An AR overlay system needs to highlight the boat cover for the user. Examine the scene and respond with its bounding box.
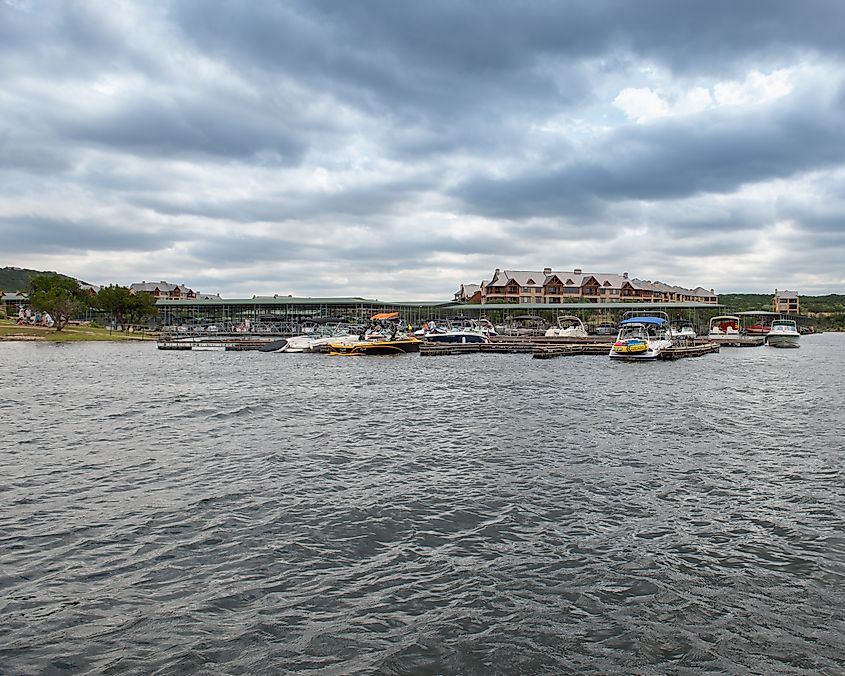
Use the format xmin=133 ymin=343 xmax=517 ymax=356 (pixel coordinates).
xmin=620 ymin=317 xmax=668 ymax=325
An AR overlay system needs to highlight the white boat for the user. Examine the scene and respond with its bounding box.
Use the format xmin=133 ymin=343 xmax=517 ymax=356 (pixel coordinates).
xmin=277 ymin=321 xmax=361 ymax=353
xmin=422 ymin=317 xmax=490 ymax=344
xmin=708 ymin=315 xmax=742 ymax=340
xmin=545 ymin=315 xmax=588 ymax=338
xmin=609 ymin=315 xmax=673 ymax=360
xmin=670 ymin=319 xmax=697 ymax=342
xmin=766 ymin=319 xmax=800 ymax=348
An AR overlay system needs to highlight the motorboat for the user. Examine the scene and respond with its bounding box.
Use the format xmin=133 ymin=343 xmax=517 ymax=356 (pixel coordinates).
xmin=745 ymin=323 xmax=771 ymax=336
xmin=422 ymin=317 xmax=490 ymax=344
xmin=670 ymin=319 xmax=697 ymax=343
xmin=476 ymin=318 xmax=498 ymax=338
xmin=280 ymin=323 xmax=360 ymax=353
xmin=708 ymin=315 xmax=742 ymax=340
xmin=496 ymin=315 xmax=548 ymax=337
xmin=327 ymin=312 xmax=421 ymax=355
xmin=545 ymin=314 xmax=588 ymax=338
xmin=609 ymin=315 xmax=673 ymax=360
xmin=766 ymin=319 xmax=800 ymax=348
xmin=327 ymin=337 xmax=421 ymax=355
xmin=592 ymin=321 xmax=618 ymax=336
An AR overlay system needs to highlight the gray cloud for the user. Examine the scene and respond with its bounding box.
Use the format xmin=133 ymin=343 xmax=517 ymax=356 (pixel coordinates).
xmin=2 ymin=0 xmax=845 ymax=296
xmin=453 ymin=89 xmax=845 ymax=218
xmin=0 ymin=215 xmax=174 ymax=254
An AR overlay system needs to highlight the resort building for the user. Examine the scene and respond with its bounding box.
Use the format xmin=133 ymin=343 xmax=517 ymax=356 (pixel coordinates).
xmin=459 ymin=268 xmax=718 ymax=305
xmin=1 ymin=291 xmax=29 ymax=315
xmin=773 ymin=289 xmax=800 ymax=314
xmin=453 ymin=284 xmax=482 ymax=303
xmin=130 ymin=281 xmax=198 ymax=301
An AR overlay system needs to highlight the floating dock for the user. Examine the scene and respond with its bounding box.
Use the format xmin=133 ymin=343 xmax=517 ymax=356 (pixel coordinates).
xmin=708 ymin=336 xmax=766 ymax=347
xmin=419 ymin=338 xmax=720 ymax=360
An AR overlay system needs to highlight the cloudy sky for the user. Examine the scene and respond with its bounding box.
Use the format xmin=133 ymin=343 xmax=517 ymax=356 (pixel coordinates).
xmin=2 ymin=0 xmax=845 ymax=299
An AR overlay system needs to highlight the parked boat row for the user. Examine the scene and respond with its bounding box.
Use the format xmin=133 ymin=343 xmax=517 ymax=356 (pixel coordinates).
xmin=708 ymin=315 xmax=800 ymax=348
xmin=158 ymin=310 xmax=802 ymax=354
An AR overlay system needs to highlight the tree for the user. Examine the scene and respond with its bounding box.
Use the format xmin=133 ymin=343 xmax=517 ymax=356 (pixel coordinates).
xmin=94 ymin=285 xmax=158 ymax=328
xmin=29 ymin=274 xmax=88 ymax=331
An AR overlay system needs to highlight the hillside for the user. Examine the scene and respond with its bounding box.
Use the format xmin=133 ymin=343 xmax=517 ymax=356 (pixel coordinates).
xmin=720 ymin=293 xmax=845 ymax=314
xmin=0 ymin=267 xmax=80 ymax=292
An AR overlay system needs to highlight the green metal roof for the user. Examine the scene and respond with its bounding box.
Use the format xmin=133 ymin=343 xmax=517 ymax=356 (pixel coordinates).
xmin=156 ymin=296 xmax=455 ymax=307
xmin=156 ymin=297 xmax=722 ymax=310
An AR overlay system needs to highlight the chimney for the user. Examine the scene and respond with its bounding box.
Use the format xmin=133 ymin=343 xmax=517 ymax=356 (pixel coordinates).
xmin=543 ymin=267 xmax=552 ymax=276
xmin=574 ymin=268 xmax=582 ymax=275
xmin=623 ymin=272 xmax=628 ymax=279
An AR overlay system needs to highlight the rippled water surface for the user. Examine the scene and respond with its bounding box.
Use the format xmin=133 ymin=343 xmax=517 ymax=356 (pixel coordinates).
xmin=2 ymin=335 xmax=844 ymax=674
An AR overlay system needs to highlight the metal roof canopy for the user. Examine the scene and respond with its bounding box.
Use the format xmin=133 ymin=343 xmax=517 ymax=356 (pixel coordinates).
xmin=450 ymin=302 xmax=723 ymax=310
xmin=156 ymin=297 xmax=453 ymax=307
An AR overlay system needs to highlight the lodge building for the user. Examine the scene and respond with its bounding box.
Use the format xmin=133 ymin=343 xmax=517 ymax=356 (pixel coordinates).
xmin=773 ymin=289 xmax=800 ymax=314
xmin=456 ymin=268 xmax=718 ymax=305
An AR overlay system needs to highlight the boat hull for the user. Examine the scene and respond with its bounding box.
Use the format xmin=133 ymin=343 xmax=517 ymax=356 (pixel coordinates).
xmin=327 ymin=339 xmax=421 ymax=355
xmin=767 ymin=334 xmax=800 ymax=348
xmin=424 ymin=333 xmax=488 ymax=344
xmin=609 ymin=338 xmax=671 ymax=360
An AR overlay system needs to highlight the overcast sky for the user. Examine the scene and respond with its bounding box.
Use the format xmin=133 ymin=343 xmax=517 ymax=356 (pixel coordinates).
xmin=2 ymin=0 xmax=845 ymax=299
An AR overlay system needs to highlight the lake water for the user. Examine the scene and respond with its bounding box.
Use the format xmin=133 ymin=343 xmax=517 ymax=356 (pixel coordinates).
xmin=1 ymin=335 xmax=843 ymax=674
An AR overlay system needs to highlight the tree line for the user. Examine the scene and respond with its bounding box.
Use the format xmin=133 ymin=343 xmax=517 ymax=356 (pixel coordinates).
xmin=26 ymin=275 xmax=158 ymax=331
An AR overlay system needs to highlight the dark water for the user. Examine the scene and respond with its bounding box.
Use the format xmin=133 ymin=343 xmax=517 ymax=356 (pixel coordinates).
xmin=1 ymin=335 xmax=844 ymax=674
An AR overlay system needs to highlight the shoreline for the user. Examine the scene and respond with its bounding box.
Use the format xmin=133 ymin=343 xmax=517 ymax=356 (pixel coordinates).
xmin=0 ymin=320 xmax=157 ymax=342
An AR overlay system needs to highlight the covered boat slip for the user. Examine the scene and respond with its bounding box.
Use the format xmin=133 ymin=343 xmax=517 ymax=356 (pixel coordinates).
xmin=156 ymin=297 xmax=724 ymax=336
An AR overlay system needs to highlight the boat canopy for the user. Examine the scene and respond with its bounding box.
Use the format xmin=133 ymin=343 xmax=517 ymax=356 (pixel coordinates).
xmin=371 ymin=311 xmax=400 ymax=320
xmin=619 ymin=316 xmax=668 ymax=325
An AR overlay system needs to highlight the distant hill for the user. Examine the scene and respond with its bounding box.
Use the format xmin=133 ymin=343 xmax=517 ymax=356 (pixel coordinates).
xmin=717 ymin=293 xmax=774 ymax=311
xmin=0 ymin=267 xmax=81 ymax=292
xmin=720 ymin=292 xmax=845 ymax=313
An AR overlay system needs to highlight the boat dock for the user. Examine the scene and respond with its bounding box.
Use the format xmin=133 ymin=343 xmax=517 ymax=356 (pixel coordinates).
xmin=419 ymin=338 xmax=720 ymax=359
xmin=708 ymin=336 xmax=766 ymax=347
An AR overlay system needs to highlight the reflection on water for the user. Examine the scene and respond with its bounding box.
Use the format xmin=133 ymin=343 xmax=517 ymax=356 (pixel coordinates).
xmin=1 ymin=335 xmax=843 ymax=673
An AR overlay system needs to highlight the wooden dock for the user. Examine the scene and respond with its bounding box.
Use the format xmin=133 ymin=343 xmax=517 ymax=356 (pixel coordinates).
xmin=419 ymin=341 xmax=534 ymax=356
xmin=658 ymin=341 xmax=720 ymax=359
xmin=708 ymin=336 xmax=766 ymax=347
xmin=532 ymin=344 xmax=613 ymax=359
xmin=420 ymin=337 xmax=721 ymax=360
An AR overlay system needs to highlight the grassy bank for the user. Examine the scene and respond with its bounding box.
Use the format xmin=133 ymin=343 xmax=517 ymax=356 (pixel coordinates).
xmin=0 ymin=319 xmax=156 ymax=342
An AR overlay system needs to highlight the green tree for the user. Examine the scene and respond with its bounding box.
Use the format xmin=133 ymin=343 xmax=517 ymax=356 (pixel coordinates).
xmin=94 ymin=285 xmax=158 ymax=328
xmin=28 ymin=274 xmax=88 ymax=331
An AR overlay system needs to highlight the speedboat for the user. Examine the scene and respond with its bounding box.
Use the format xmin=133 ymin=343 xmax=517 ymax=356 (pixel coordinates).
xmin=327 ymin=337 xmax=421 ymax=355
xmin=708 ymin=315 xmax=741 ymax=340
xmin=280 ymin=324 xmax=360 ymax=352
xmin=592 ymin=321 xmax=618 ymax=336
xmin=670 ymin=319 xmax=697 ymax=343
xmin=609 ymin=316 xmax=673 ymax=360
xmin=746 ymin=323 xmax=771 ymax=336
xmin=766 ymin=319 xmax=800 ymax=348
xmin=545 ymin=315 xmax=588 ymax=338
xmin=422 ymin=317 xmax=490 ymax=344
xmin=327 ymin=312 xmax=421 ymax=355
xmin=498 ymin=315 xmax=548 ymax=337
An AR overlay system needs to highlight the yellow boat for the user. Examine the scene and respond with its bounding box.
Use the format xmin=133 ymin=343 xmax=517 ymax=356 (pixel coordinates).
xmin=612 ymin=339 xmax=649 ymax=354
xmin=327 ymin=312 xmax=421 ymax=355
xmin=327 ymin=338 xmax=421 ymax=355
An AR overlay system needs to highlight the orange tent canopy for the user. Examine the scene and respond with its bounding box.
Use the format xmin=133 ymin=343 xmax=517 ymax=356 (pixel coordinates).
xmin=370 ymin=311 xmax=400 ymax=320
